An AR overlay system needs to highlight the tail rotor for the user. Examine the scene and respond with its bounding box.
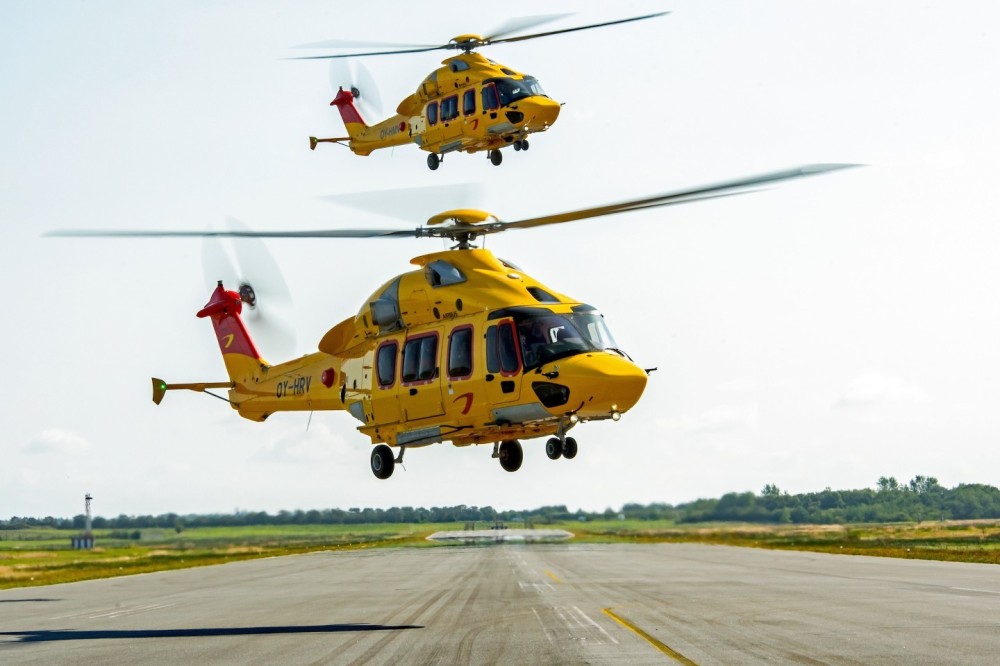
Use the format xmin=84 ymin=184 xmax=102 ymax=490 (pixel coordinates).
xmin=201 ymin=218 xmax=297 ymax=359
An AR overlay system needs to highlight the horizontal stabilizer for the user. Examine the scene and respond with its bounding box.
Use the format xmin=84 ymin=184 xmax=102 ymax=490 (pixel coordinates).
xmin=152 ymin=377 xmax=233 ymax=405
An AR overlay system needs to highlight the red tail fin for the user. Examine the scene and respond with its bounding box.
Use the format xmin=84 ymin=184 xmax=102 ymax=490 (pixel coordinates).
xmin=331 ymin=88 xmax=367 ymax=130
xmin=197 ymin=282 xmax=263 ymax=363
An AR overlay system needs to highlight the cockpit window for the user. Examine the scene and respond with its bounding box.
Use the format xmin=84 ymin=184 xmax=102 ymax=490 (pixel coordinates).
xmin=512 ymin=309 xmax=622 ymax=369
xmin=491 ymin=77 xmax=546 ymax=105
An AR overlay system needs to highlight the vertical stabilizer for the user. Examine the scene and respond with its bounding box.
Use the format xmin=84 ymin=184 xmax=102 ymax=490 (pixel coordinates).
xmin=330 ymin=87 xmax=368 ymax=138
xmin=196 ymin=282 xmax=268 ymax=382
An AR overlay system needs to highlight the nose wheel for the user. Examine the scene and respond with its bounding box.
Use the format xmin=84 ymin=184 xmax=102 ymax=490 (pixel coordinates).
xmin=546 ymin=436 xmax=578 ymax=461
xmin=513 ymin=139 xmax=530 ymax=151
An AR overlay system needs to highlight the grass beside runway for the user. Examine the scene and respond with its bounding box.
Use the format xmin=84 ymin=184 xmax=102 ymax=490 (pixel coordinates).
xmin=3 ymin=519 xmax=999 ymax=589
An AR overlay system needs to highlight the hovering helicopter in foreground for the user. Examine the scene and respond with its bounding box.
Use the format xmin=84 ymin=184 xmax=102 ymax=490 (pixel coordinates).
xmin=48 ymin=164 xmax=854 ymax=479
xmin=302 ymin=12 xmax=667 ymax=170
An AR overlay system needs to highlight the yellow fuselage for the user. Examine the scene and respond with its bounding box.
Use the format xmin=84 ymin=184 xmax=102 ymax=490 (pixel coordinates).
xmin=220 ymin=248 xmax=646 ymax=450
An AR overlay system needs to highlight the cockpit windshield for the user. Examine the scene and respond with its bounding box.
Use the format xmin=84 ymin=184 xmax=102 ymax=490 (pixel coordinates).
xmin=492 ymin=76 xmax=546 ymax=105
xmin=514 ymin=310 xmax=620 ymax=370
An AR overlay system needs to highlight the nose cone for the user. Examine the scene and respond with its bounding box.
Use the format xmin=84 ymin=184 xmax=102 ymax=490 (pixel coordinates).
xmin=523 ymin=96 xmax=561 ymax=132
xmin=534 ymin=352 xmax=647 ymax=418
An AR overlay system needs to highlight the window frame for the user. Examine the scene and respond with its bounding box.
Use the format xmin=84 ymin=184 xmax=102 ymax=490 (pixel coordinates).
xmin=401 ymin=332 xmax=440 ymax=386
xmin=441 ymin=95 xmax=459 ymax=122
xmin=375 ymin=340 xmax=398 ymax=389
xmin=481 ymin=83 xmax=499 ymax=111
xmin=486 ymin=320 xmax=521 ymax=377
xmin=447 ymin=325 xmax=474 ymax=381
xmin=462 ymin=89 xmax=476 ymax=116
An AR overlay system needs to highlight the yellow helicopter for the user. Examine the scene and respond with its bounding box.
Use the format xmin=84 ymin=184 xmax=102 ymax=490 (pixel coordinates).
xmin=301 ymin=12 xmax=667 ymax=170
xmin=49 ymin=164 xmax=853 ymax=479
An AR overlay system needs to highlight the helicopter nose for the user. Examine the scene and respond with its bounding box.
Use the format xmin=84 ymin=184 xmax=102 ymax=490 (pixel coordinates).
xmin=522 ymin=96 xmax=561 ymax=131
xmin=531 ymin=352 xmax=647 ymax=419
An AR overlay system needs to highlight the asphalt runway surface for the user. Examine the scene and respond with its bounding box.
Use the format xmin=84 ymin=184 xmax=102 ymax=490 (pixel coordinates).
xmin=2 ymin=543 xmax=999 ymax=664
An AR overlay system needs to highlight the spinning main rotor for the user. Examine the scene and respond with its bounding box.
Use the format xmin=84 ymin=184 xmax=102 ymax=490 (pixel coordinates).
xmin=47 ymin=164 xmax=857 ymax=250
xmin=292 ymin=12 xmax=669 ymax=60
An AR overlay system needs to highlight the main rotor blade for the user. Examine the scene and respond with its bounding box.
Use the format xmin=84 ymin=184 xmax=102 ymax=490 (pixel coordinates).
xmin=46 ymin=228 xmax=419 ymax=239
xmin=289 ymin=45 xmax=446 ymax=60
xmin=484 ymin=14 xmax=574 ymax=41
xmin=488 ymin=12 xmax=669 ymax=46
xmin=497 ymin=164 xmax=859 ymax=232
xmin=294 ymin=38 xmax=438 ymax=50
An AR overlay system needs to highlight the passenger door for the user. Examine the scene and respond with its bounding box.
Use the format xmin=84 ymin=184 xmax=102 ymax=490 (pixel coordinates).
xmin=484 ymin=319 xmax=522 ymax=405
xmin=400 ymin=329 xmax=444 ymax=421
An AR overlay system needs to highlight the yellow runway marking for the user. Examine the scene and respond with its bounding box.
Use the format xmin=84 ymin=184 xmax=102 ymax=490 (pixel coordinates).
xmin=543 ymin=570 xmax=562 ymax=584
xmin=603 ymin=608 xmax=698 ymax=665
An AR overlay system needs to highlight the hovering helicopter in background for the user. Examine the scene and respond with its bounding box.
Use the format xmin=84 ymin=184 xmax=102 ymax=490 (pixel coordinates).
xmin=49 ymin=164 xmax=854 ymax=480
xmin=301 ymin=12 xmax=667 ymax=170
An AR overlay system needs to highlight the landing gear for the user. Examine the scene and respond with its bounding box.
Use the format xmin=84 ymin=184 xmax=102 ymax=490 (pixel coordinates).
xmin=489 ymin=149 xmax=503 ymax=166
xmin=545 ymin=437 xmax=562 ymax=460
xmin=512 ymin=139 xmax=530 ymax=152
xmin=562 ymin=436 xmax=578 ymax=460
xmin=427 ymin=153 xmax=440 ymax=170
xmin=497 ymin=439 xmax=523 ymax=472
xmin=371 ymin=444 xmax=394 ymax=479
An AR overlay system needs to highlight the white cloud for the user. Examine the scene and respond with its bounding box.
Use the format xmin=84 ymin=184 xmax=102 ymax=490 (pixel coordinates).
xmin=835 ymin=372 xmax=929 ymax=408
xmin=658 ymin=404 xmax=759 ymax=433
xmin=21 ymin=428 xmax=91 ymax=455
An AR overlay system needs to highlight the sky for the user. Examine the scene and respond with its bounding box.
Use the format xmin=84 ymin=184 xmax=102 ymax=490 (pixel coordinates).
xmin=3 ymin=0 xmax=1000 ymax=518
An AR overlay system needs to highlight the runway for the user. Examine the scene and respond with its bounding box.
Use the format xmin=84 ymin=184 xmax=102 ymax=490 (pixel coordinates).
xmin=2 ymin=543 xmax=999 ymax=664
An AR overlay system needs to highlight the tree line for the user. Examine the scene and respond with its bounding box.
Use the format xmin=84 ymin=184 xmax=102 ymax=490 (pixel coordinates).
xmin=3 ymin=476 xmax=999 ymax=530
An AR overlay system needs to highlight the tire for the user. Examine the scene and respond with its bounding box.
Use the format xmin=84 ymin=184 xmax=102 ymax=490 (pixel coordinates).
xmin=545 ymin=437 xmax=562 ymax=460
xmin=513 ymin=140 xmax=522 ymax=151
xmin=427 ymin=153 xmax=440 ymax=170
xmin=498 ymin=439 xmax=523 ymax=472
xmin=562 ymin=436 xmax=578 ymax=460
xmin=371 ymin=444 xmax=395 ymax=479
xmin=490 ymin=150 xmax=503 ymax=166
xmin=521 ymin=139 xmax=530 ymax=151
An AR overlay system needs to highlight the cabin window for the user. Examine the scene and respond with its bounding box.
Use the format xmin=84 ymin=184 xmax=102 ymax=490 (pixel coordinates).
xmin=448 ymin=326 xmax=473 ymax=380
xmin=427 ymin=101 xmax=439 ymax=125
xmin=450 ymin=60 xmax=471 ymax=72
xmin=481 ymin=83 xmax=499 ymax=111
xmin=402 ymin=333 xmax=438 ymax=384
xmin=441 ymin=95 xmax=459 ymax=121
xmin=498 ymin=321 xmax=520 ymax=374
xmin=376 ymin=341 xmax=398 ymax=388
xmin=485 ymin=326 xmax=499 ymax=373
xmin=463 ymin=89 xmax=476 ymax=115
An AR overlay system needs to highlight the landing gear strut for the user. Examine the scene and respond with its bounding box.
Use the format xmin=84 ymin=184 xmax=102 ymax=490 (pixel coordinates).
xmin=496 ymin=439 xmax=523 ymax=472
xmin=371 ymin=444 xmax=394 ymax=479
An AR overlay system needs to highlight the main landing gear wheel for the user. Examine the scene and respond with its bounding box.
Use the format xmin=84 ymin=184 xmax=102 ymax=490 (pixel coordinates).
xmin=427 ymin=153 xmax=440 ymax=170
xmin=371 ymin=444 xmax=395 ymax=479
xmin=545 ymin=437 xmax=562 ymax=460
xmin=498 ymin=439 xmax=523 ymax=472
xmin=489 ymin=149 xmax=503 ymax=166
xmin=562 ymin=436 xmax=578 ymax=460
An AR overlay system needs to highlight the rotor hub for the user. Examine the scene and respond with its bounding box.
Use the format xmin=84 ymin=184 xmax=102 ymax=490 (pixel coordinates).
xmin=238 ymin=282 xmax=257 ymax=308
